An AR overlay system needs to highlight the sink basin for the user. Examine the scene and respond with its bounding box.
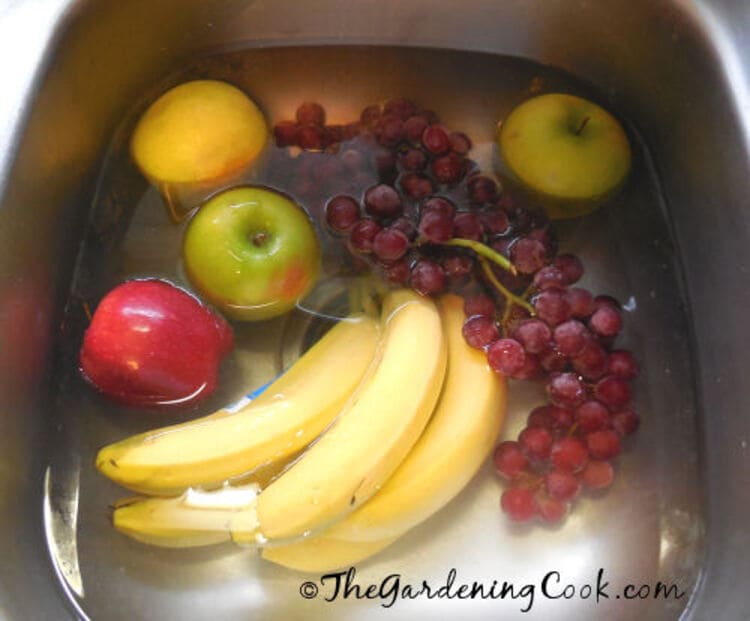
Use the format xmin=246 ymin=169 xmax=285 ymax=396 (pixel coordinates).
xmin=1 ymin=1 xmax=749 ymax=619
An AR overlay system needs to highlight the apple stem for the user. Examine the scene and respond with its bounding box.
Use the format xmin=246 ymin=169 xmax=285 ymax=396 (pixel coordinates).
xmin=478 ymin=258 xmax=535 ymax=316
xmin=575 ymin=116 xmax=591 ymax=136
xmin=83 ymin=301 xmax=92 ymax=322
xmin=251 ymin=231 xmax=269 ymax=247
xmin=441 ymin=238 xmax=517 ymax=275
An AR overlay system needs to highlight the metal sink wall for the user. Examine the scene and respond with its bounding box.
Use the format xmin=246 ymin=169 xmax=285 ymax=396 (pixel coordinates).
xmin=1 ymin=1 xmax=749 ymax=619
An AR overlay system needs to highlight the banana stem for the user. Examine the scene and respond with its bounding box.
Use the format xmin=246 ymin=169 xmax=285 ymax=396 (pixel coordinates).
xmin=443 ymin=238 xmax=517 ymax=275
xmin=479 ymin=258 xmax=535 ymax=325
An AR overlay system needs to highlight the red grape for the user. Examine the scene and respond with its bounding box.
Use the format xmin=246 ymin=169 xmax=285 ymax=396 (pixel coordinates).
xmin=419 ymin=209 xmax=454 ymax=243
xmin=399 ymin=148 xmax=427 ymax=171
xmin=376 ymin=115 xmax=404 ymax=147
xmin=553 ymin=254 xmax=584 ymax=284
xmin=390 ymin=216 xmax=417 ymax=240
xmin=431 ymin=152 xmax=466 ymax=185
xmin=404 ymin=115 xmax=429 ymax=143
xmin=297 ymin=125 xmax=325 ymax=150
xmin=410 ymin=260 xmax=446 ymax=295
xmin=493 ymin=441 xmax=529 ymax=480
xmin=594 ymin=376 xmax=632 ymax=409
xmin=589 ymin=305 xmax=622 ymax=338
xmin=519 ymin=426 xmax=554 ymax=460
xmin=501 ymin=487 xmax=538 ymax=522
xmin=611 ymin=409 xmax=640 ymax=436
xmin=372 ymin=228 xmax=409 ymax=261
xmin=533 ymin=265 xmax=567 ymax=291
xmin=467 ymin=175 xmax=498 ymax=204
xmin=547 ymin=372 xmax=586 ymax=408
xmin=422 ymin=196 xmax=455 ymax=218
xmin=382 ymin=259 xmax=411 ymax=285
xmin=325 ymin=195 xmax=360 ymax=233
xmin=594 ymin=294 xmax=621 ymax=312
xmin=364 ymin=184 xmax=402 ymax=219
xmin=527 ymin=405 xmax=553 ymax=429
xmin=421 ymin=124 xmax=450 ymax=155
xmin=511 ymin=238 xmax=547 ymax=274
xmin=572 ymin=340 xmax=609 ymax=380
xmin=296 ymin=101 xmax=326 ymax=126
xmin=585 ymin=429 xmax=621 ymax=460
xmin=575 ymin=400 xmax=611 ymax=433
xmin=480 ymin=210 xmax=510 ymax=236
xmin=547 ymin=405 xmax=575 ymax=432
xmin=513 ymin=319 xmax=552 ymax=354
xmin=464 ymin=294 xmax=496 ymax=319
xmin=487 ymin=338 xmax=526 ymax=376
xmin=453 ymin=212 xmax=484 ymax=241
xmin=533 ymin=289 xmax=571 ymax=326
xmin=550 ymin=437 xmax=589 ymax=472
xmin=566 ymin=287 xmax=596 ymax=318
xmin=384 ymin=97 xmax=418 ymax=120
xmin=462 ymin=316 xmax=500 ymax=349
xmin=582 ymin=460 xmax=614 ymax=489
xmin=545 ymin=469 xmax=581 ymax=501
xmin=553 ymin=320 xmax=590 ymax=356
xmin=400 ymin=173 xmax=435 ymax=200
xmin=449 ymin=131 xmax=472 ymax=155
xmin=348 ymin=218 xmax=381 ymax=253
xmin=537 ymin=495 xmax=568 ymax=524
xmin=606 ymin=349 xmax=639 ymax=379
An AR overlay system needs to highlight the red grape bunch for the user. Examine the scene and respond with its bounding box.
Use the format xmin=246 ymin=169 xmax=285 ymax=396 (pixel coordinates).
xmin=272 ymin=98 xmax=640 ymax=527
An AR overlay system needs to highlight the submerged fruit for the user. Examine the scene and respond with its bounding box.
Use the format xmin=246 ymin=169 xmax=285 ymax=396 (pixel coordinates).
xmin=131 ymin=80 xmax=268 ymax=185
xmin=80 ymin=279 xmax=233 ymax=409
xmin=183 ymin=186 xmax=321 ymax=321
xmin=498 ymin=93 xmax=631 ymax=219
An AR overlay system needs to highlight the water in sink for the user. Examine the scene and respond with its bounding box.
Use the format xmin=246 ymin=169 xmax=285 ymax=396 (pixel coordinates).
xmin=46 ymin=45 xmax=702 ymax=621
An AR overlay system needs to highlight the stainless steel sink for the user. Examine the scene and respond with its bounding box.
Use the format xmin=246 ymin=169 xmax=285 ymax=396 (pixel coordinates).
xmin=1 ymin=1 xmax=749 ymax=620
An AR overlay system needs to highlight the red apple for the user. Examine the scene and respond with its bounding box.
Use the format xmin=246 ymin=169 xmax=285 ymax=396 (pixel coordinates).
xmin=79 ymin=279 xmax=233 ymax=408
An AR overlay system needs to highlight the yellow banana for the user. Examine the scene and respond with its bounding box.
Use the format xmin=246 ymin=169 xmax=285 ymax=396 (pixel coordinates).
xmin=249 ymin=288 xmax=447 ymax=542
xmin=261 ymin=293 xmax=506 ymax=571
xmin=113 ymin=485 xmax=261 ymax=548
xmin=261 ymin=535 xmax=395 ymax=573
xmin=97 ymin=313 xmax=380 ymax=495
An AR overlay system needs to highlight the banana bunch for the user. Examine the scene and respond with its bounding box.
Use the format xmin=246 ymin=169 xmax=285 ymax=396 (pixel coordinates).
xmin=102 ymin=290 xmax=507 ymax=572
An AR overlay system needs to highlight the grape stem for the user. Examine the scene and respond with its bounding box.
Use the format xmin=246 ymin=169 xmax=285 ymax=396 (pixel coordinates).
xmin=442 ymin=238 xmax=517 ymax=275
xmin=479 ymin=257 xmax=535 ymax=317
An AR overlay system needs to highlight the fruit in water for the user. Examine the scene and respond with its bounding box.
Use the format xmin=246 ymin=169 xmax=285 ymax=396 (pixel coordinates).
xmin=498 ymin=93 xmax=632 ymax=219
xmin=109 ymin=293 xmax=501 ymax=563
xmin=113 ymin=485 xmax=262 ymax=548
xmin=131 ymin=80 xmax=268 ymax=220
xmin=250 ymin=289 xmax=447 ymax=542
xmin=312 ymin=294 xmax=506 ymax=543
xmin=131 ymin=80 xmax=267 ymax=185
xmin=183 ymin=186 xmax=321 ymax=321
xmin=108 ymin=95 xmax=641 ymax=542
xmin=80 ymin=279 xmax=232 ymax=409
xmin=97 ymin=314 xmax=380 ymax=495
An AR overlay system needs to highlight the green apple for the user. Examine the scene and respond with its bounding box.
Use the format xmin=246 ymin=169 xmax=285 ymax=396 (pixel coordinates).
xmin=183 ymin=186 xmax=321 ymax=321
xmin=498 ymin=93 xmax=632 ymax=219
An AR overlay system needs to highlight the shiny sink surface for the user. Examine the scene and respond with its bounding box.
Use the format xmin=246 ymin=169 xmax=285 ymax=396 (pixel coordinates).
xmin=1 ymin=2 xmax=749 ymax=620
